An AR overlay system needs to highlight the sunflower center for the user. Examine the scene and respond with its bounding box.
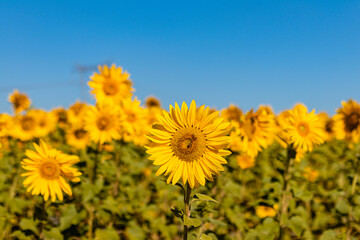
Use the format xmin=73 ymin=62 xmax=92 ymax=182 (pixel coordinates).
xmin=228 ymin=107 xmax=242 ymax=121
xmin=244 ymin=116 xmax=257 ymax=139
xmin=297 ymin=122 xmax=310 ymax=137
xmin=127 ymin=112 xmax=136 ymax=123
xmin=14 ymin=95 xmax=27 ymax=109
xmin=21 ymin=116 xmax=35 ymax=131
xmin=345 ymin=112 xmax=360 ymax=132
xmin=97 ymin=116 xmax=112 ymax=131
xmin=40 ymin=160 xmax=60 ymax=179
xmin=325 ymin=119 xmax=334 ymax=134
xmin=74 ymin=129 xmax=87 ymax=139
xmin=171 ymin=127 xmax=206 ymax=161
xmin=103 ymin=81 xmax=118 ymax=96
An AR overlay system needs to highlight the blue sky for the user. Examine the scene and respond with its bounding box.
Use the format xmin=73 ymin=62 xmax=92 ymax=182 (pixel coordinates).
xmin=0 ymin=1 xmax=359 ymax=114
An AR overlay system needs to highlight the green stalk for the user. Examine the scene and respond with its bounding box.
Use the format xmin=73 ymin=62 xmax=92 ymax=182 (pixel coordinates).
xmin=279 ymin=146 xmax=295 ymax=240
xmin=183 ymin=183 xmax=191 ymax=240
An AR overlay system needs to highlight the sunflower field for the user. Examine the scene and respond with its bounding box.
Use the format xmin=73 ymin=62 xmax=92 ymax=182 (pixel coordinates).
xmin=1 ymin=64 xmax=360 ymax=240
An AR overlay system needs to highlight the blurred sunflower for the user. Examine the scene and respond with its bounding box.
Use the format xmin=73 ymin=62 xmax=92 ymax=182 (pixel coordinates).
xmin=286 ymin=104 xmax=325 ymax=152
xmin=145 ymin=96 xmax=161 ymax=109
xmin=231 ymin=107 xmax=276 ymax=157
xmin=21 ymin=140 xmax=81 ymax=202
xmin=0 ymin=113 xmax=13 ymax=137
xmin=146 ymin=100 xmax=231 ymax=188
xmin=31 ymin=109 xmax=57 ymax=138
xmin=11 ymin=113 xmax=38 ymax=141
xmin=85 ymin=103 xmax=122 ymax=144
xmin=145 ymin=96 xmax=162 ymax=125
xmin=8 ymin=89 xmax=31 ymax=114
xmin=121 ymin=97 xmax=149 ymax=142
xmin=221 ymin=104 xmax=243 ymax=130
xmin=89 ymin=64 xmax=134 ymax=104
xmin=52 ymin=107 xmax=69 ymax=128
xmin=236 ymin=153 xmax=255 ymax=169
xmin=333 ymin=99 xmax=360 ymax=143
xmin=66 ymin=126 xmax=90 ymax=149
xmin=68 ymin=101 xmax=88 ymax=126
xmin=318 ymin=112 xmax=335 ymax=141
xmin=303 ymin=167 xmax=319 ymax=182
xmin=256 ymin=205 xmax=277 ymax=218
xmin=275 ymin=109 xmax=293 ymax=148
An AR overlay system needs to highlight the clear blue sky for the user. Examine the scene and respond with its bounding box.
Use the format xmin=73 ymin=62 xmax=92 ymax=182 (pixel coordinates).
xmin=1 ymin=0 xmax=359 ymax=114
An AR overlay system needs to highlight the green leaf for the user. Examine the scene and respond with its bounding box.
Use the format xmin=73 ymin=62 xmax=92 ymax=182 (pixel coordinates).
xmin=289 ymin=216 xmax=305 ymax=237
xmin=319 ymin=230 xmax=336 ymax=240
xmin=183 ymin=215 xmax=201 ymax=227
xmin=170 ymin=205 xmax=184 ymax=219
xmin=10 ymin=230 xmax=32 ymax=240
xmin=44 ymin=228 xmax=63 ymax=240
xmin=193 ymin=193 xmax=218 ymax=204
xmin=95 ymin=227 xmax=119 ymax=240
xmin=335 ymin=199 xmax=349 ymax=214
xmin=19 ymin=218 xmax=39 ymax=234
xmin=199 ymin=234 xmax=212 ymax=240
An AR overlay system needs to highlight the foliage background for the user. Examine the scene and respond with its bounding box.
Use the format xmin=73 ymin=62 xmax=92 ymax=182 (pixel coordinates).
xmin=1 ymin=131 xmax=360 ymax=239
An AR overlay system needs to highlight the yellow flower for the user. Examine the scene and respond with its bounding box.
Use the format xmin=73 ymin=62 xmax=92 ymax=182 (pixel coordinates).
xmin=221 ymin=104 xmax=243 ymax=128
xmin=8 ymin=89 xmax=31 ymax=114
xmin=51 ymin=107 xmax=69 ymax=128
xmin=84 ymin=103 xmax=122 ymax=144
xmin=230 ymin=107 xmax=276 ymax=157
xmin=11 ymin=113 xmax=38 ymax=141
xmin=318 ymin=112 xmax=335 ymax=141
xmin=145 ymin=96 xmax=162 ymax=125
xmin=0 ymin=113 xmax=13 ymax=137
xmin=236 ymin=153 xmax=255 ymax=169
xmin=275 ymin=110 xmax=293 ymax=148
xmin=146 ymin=100 xmax=231 ymax=188
xmin=68 ymin=101 xmax=88 ymax=126
xmin=66 ymin=126 xmax=90 ymax=149
xmin=286 ymin=104 xmax=325 ymax=152
xmin=145 ymin=96 xmax=161 ymax=109
xmin=120 ymin=97 xmax=149 ymax=143
xmin=303 ymin=167 xmax=319 ymax=182
xmin=333 ymin=99 xmax=360 ymax=143
xmin=256 ymin=206 xmax=277 ymax=218
xmin=89 ymin=64 xmax=134 ymax=104
xmin=21 ymin=140 xmax=81 ymax=202
xmin=31 ymin=109 xmax=57 ymax=138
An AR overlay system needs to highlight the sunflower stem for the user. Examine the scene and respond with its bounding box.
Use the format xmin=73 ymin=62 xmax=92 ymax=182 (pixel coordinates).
xmin=183 ymin=183 xmax=191 ymax=240
xmin=279 ymin=146 xmax=295 ymax=240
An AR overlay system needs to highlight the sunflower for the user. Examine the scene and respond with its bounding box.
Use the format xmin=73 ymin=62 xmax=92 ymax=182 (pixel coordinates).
xmin=221 ymin=104 xmax=243 ymax=122
xmin=52 ymin=107 xmax=69 ymax=128
xmin=256 ymin=205 xmax=277 ymax=218
xmin=21 ymin=140 xmax=81 ymax=202
xmin=8 ymin=89 xmax=31 ymax=114
xmin=145 ymin=96 xmax=161 ymax=109
xmin=303 ymin=167 xmax=319 ymax=182
xmin=286 ymin=104 xmax=325 ymax=152
xmin=68 ymin=101 xmax=88 ymax=126
xmin=146 ymin=100 xmax=231 ymax=188
xmin=318 ymin=112 xmax=335 ymax=141
xmin=89 ymin=64 xmax=134 ymax=104
xmin=84 ymin=103 xmax=122 ymax=144
xmin=31 ymin=109 xmax=57 ymax=137
xmin=275 ymin=110 xmax=293 ymax=148
xmin=120 ymin=97 xmax=149 ymax=143
xmin=66 ymin=126 xmax=90 ymax=149
xmin=0 ymin=113 xmax=13 ymax=137
xmin=230 ymin=107 xmax=276 ymax=157
xmin=11 ymin=113 xmax=38 ymax=141
xmin=145 ymin=96 xmax=162 ymax=125
xmin=236 ymin=153 xmax=255 ymax=169
xmin=333 ymin=99 xmax=360 ymax=143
